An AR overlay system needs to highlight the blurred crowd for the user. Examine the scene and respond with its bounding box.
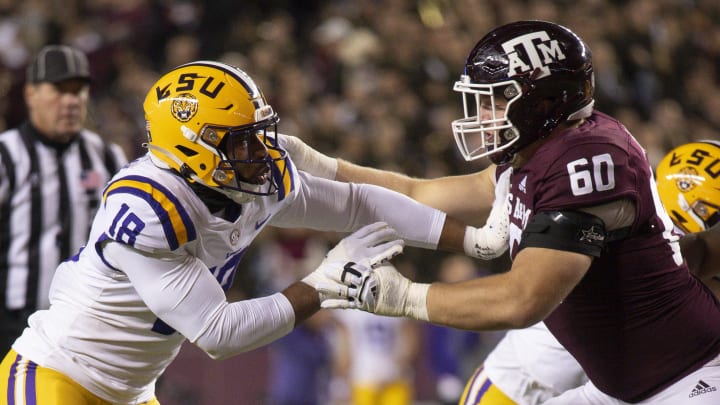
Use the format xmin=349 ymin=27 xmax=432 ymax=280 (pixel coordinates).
xmin=2 ymin=0 xmax=719 ymax=172
xmin=2 ymin=0 xmax=719 ymax=403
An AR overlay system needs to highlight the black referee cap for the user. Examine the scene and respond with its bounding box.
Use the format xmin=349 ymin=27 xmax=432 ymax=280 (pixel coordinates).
xmin=27 ymin=45 xmax=91 ymax=84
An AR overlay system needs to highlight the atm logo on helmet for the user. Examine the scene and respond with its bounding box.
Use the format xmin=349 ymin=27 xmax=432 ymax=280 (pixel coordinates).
xmin=501 ymin=31 xmax=566 ymax=79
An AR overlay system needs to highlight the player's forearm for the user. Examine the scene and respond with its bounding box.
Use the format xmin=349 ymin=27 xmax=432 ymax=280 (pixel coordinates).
xmin=424 ymin=248 xmax=589 ymax=330
xmin=339 ymin=160 xmax=498 ymax=226
xmin=194 ymin=293 xmax=295 ymax=360
xmin=336 ymin=158 xmax=416 ymax=195
xmin=282 ymin=281 xmax=320 ymax=326
xmin=425 ymin=274 xmax=547 ymax=330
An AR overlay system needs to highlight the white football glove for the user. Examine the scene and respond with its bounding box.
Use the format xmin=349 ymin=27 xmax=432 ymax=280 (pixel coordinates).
xmin=278 ymin=134 xmax=338 ymax=180
xmin=320 ymin=263 xmax=430 ymax=322
xmin=302 ymin=222 xmax=404 ymax=304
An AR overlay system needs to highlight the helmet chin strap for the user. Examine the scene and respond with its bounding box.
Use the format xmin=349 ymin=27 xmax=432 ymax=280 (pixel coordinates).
xmin=147 ymin=143 xmax=259 ymax=204
xmin=218 ymin=178 xmax=260 ymax=204
xmin=221 ymin=189 xmax=257 ymax=205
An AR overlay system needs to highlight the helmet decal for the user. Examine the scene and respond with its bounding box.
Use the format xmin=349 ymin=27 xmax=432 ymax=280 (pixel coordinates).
xmin=171 ymin=92 xmax=198 ymax=122
xmin=672 ymin=166 xmax=701 ymax=192
xmin=501 ymin=31 xmax=566 ymax=79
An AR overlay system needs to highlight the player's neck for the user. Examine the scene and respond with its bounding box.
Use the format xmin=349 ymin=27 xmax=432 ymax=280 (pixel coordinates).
xmin=512 ymin=119 xmax=586 ymax=168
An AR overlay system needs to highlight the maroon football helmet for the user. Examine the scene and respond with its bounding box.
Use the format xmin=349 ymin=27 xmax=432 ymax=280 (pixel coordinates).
xmin=451 ymin=20 xmax=595 ymax=164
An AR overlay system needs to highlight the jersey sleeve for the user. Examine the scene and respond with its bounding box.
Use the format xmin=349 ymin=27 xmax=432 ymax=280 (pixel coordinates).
xmin=270 ymin=171 xmax=446 ymax=250
xmin=100 ymin=175 xmax=198 ymax=253
xmin=102 ymin=240 xmax=296 ymax=359
xmin=534 ymin=142 xmax=642 ymax=213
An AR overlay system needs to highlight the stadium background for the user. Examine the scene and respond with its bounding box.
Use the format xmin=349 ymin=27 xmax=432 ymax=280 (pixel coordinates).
xmin=1 ymin=0 xmax=718 ymax=403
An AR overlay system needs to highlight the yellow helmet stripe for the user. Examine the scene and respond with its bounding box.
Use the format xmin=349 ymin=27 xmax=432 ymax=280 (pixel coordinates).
xmin=103 ymin=176 xmax=196 ymax=250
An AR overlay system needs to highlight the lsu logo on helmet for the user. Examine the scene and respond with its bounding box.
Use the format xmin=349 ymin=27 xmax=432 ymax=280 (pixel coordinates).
xmin=656 ymin=141 xmax=720 ymax=233
xmin=170 ymin=92 xmax=198 ymax=122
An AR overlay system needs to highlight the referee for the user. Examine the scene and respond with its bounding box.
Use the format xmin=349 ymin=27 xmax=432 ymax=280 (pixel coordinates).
xmin=0 ymin=45 xmax=128 ymax=353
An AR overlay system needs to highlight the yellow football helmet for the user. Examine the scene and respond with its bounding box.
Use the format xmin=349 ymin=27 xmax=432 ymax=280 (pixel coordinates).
xmin=656 ymin=141 xmax=720 ymax=233
xmin=143 ymin=60 xmax=287 ymax=203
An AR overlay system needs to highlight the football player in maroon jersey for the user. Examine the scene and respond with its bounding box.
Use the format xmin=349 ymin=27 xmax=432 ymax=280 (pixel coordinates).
xmin=290 ymin=20 xmax=720 ymax=405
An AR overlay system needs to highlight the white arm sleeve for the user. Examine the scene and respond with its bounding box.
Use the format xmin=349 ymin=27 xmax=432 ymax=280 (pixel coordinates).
xmin=271 ymin=171 xmax=446 ymax=250
xmin=277 ymin=133 xmax=338 ymax=179
xmin=103 ymin=242 xmax=295 ymax=360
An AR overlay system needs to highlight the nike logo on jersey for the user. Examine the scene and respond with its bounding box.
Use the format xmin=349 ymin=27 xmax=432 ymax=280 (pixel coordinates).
xmin=255 ymin=214 xmax=271 ymax=230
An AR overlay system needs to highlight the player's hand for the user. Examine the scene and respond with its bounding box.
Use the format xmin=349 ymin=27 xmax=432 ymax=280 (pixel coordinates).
xmin=277 ymin=134 xmax=338 ymax=179
xmin=302 ymin=222 xmax=404 ymax=304
xmin=320 ymin=263 xmax=430 ymax=322
xmin=324 ymin=222 xmax=404 ymax=269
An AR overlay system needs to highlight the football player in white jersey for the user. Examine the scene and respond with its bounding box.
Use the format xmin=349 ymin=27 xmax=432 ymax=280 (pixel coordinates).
xmin=0 ymin=61 xmax=498 ymax=405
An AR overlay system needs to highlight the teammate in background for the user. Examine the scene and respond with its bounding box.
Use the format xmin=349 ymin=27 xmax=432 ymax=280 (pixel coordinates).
xmin=656 ymin=140 xmax=720 ymax=296
xmin=330 ymin=260 xmax=420 ymax=405
xmin=0 ymin=60 xmax=491 ymax=405
xmin=286 ymin=20 xmax=720 ymax=404
xmin=0 ymin=45 xmax=128 ymax=354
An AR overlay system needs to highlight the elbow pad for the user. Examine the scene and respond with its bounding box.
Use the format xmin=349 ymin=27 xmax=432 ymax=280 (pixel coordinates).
xmin=463 ymin=222 xmax=509 ymax=259
xmin=464 ymin=174 xmax=510 ymax=259
xmin=463 ymin=203 xmax=510 ymax=259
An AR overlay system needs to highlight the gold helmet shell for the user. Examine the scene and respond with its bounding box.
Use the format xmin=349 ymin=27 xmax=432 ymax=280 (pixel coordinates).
xmin=143 ymin=60 xmax=286 ymax=202
xmin=656 ymin=141 xmax=720 ymax=233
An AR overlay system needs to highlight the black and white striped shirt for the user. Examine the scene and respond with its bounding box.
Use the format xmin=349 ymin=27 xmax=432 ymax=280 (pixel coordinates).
xmin=0 ymin=122 xmax=128 ymax=312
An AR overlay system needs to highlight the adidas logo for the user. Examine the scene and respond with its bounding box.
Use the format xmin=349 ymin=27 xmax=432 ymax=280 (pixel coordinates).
xmin=689 ymin=380 xmax=717 ymax=398
xmin=518 ymin=176 xmax=527 ymax=193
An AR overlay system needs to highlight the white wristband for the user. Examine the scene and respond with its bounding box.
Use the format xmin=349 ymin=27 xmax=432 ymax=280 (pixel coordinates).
xmin=405 ymin=282 xmax=430 ymax=321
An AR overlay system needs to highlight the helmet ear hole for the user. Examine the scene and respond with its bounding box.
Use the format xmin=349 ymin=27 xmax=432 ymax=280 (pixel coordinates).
xmin=503 ymin=85 xmax=518 ymax=99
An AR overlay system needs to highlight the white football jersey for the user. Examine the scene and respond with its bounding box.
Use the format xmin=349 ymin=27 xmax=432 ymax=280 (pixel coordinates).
xmin=12 ymin=154 xmax=446 ymax=404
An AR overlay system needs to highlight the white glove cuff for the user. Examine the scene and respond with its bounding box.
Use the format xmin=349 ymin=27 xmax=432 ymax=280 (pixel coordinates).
xmin=405 ymin=282 xmax=430 ymax=321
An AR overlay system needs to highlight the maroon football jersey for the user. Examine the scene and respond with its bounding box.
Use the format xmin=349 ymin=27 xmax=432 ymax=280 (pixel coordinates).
xmin=500 ymin=111 xmax=720 ymax=401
